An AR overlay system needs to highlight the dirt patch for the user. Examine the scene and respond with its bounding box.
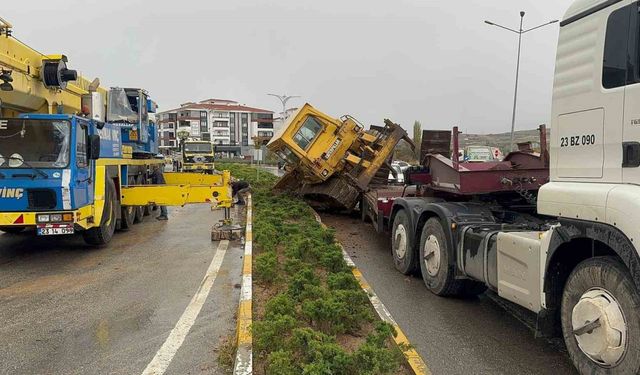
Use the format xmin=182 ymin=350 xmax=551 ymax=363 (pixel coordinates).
xmin=0 ymin=272 xmax=97 ymax=299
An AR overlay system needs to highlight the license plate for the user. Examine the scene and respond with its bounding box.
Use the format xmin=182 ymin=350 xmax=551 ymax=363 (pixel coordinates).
xmin=37 ymin=225 xmax=74 ymax=236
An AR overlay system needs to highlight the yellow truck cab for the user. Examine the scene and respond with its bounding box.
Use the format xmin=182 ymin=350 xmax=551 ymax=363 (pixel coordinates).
xmin=182 ymin=141 xmax=215 ymax=174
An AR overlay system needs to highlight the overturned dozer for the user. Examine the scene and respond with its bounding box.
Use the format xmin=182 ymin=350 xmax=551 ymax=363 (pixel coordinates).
xmin=267 ymin=103 xmax=412 ymax=211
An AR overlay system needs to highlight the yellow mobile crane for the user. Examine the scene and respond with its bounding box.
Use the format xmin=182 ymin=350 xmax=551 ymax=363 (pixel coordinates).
xmin=0 ymin=17 xmax=232 ymax=245
xmin=267 ymin=103 xmax=411 ymax=210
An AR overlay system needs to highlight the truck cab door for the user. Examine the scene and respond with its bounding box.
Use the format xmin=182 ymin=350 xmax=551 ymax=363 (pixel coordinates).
xmin=622 ymin=3 xmax=640 ymax=183
xmin=73 ymin=122 xmax=93 ymax=208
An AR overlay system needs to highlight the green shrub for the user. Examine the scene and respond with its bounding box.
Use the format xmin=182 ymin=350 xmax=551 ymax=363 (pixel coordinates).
xmin=301 ymin=289 xmax=372 ymax=334
xmin=327 ymin=272 xmax=360 ymax=291
xmin=255 ymin=251 xmax=278 ymax=284
xmin=266 ymin=350 xmax=299 ymax=375
xmin=320 ymin=244 xmax=348 ymax=273
xmin=265 ymin=293 xmax=296 ymax=318
xmin=288 ymin=267 xmax=320 ymax=300
xmin=290 ymin=328 xmax=352 ymax=375
xmin=253 ymin=314 xmax=297 ymax=354
xmin=217 ymin=163 xmax=402 ymax=374
xmin=283 ymin=258 xmax=304 ymax=276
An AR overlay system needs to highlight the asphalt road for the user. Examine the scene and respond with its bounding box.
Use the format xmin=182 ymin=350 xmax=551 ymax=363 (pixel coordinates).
xmin=321 ymin=213 xmax=578 ymax=375
xmin=0 ymin=205 xmax=243 ymax=375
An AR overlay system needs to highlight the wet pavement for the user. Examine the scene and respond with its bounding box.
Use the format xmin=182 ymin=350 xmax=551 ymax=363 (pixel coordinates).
xmin=0 ymin=205 xmax=243 ymax=375
xmin=321 ymin=213 xmax=578 ymax=375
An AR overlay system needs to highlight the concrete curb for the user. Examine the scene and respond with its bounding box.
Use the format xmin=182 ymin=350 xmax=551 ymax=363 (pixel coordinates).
xmin=313 ymin=211 xmax=432 ymax=375
xmin=233 ymin=194 xmax=252 ymax=375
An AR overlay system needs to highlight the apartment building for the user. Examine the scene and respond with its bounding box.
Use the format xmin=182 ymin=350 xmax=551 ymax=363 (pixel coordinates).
xmin=156 ymin=99 xmax=274 ymax=156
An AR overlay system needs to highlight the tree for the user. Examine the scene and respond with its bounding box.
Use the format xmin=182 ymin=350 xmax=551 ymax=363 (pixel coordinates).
xmin=412 ymin=121 xmax=422 ymax=160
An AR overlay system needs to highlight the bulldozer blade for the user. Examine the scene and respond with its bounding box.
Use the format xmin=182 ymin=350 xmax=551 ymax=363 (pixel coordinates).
xmin=355 ymin=121 xmax=410 ymax=190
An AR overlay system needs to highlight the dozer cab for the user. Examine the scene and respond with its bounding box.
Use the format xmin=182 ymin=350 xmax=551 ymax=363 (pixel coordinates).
xmin=267 ymin=103 xmax=412 ymax=210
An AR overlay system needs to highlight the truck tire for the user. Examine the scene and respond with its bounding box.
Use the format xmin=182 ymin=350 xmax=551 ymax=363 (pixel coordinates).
xmin=0 ymin=226 xmax=25 ymax=234
xmin=83 ymin=178 xmax=117 ymax=246
xmin=561 ymin=256 xmax=640 ymax=374
xmin=119 ymin=205 xmax=135 ymax=230
xmin=418 ymin=217 xmax=465 ymax=296
xmin=142 ymin=174 xmax=152 ymax=216
xmin=391 ymin=209 xmax=417 ymax=274
xmin=118 ymin=177 xmax=136 ymax=231
xmin=133 ymin=175 xmax=145 ymax=223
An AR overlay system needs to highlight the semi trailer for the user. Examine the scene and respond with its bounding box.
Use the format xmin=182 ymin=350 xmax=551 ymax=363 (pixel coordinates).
xmin=363 ymin=1 xmax=640 ymax=373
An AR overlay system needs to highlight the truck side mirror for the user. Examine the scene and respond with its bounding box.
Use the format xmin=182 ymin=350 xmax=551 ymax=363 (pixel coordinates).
xmin=88 ymin=134 xmax=101 ymax=160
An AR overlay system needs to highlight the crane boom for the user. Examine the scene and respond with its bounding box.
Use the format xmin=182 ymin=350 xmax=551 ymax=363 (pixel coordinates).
xmin=0 ymin=18 xmax=107 ymax=117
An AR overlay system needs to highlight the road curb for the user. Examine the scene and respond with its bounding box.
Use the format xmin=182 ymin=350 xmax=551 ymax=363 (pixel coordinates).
xmin=233 ymin=194 xmax=252 ymax=375
xmin=313 ymin=211 xmax=432 ymax=375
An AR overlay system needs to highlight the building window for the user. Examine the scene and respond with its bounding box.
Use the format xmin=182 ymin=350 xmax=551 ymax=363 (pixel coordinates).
xmin=241 ymin=113 xmax=248 ymax=146
xmin=229 ymin=113 xmax=236 ymax=144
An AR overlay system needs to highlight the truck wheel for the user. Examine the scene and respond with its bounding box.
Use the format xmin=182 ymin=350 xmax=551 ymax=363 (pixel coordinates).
xmin=133 ymin=176 xmax=145 ymax=223
xmin=118 ymin=177 xmax=136 ymax=231
xmin=142 ymin=175 xmax=152 ymax=216
xmin=391 ymin=210 xmax=417 ymax=274
xmin=0 ymin=226 xmax=25 ymax=234
xmin=418 ymin=217 xmax=464 ymax=296
xmin=561 ymin=256 xmax=640 ymax=374
xmin=119 ymin=205 xmax=135 ymax=230
xmin=83 ymin=178 xmax=117 ymax=246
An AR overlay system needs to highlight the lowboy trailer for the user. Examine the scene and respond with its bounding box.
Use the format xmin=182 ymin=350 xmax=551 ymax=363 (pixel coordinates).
xmin=365 ymin=0 xmax=640 ymax=372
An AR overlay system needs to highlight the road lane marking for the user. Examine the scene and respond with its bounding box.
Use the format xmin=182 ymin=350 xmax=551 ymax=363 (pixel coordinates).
xmin=313 ymin=212 xmax=432 ymax=375
xmin=141 ymin=240 xmax=229 ymax=375
xmin=234 ymin=194 xmax=252 ymax=375
xmin=348 ymin=261 xmax=431 ymax=375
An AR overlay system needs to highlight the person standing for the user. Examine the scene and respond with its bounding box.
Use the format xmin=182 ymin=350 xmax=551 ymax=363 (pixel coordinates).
xmin=232 ymin=180 xmax=251 ymax=205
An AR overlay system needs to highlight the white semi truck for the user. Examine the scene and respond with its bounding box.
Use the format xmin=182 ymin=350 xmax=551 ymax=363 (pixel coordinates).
xmin=379 ymin=1 xmax=640 ymax=373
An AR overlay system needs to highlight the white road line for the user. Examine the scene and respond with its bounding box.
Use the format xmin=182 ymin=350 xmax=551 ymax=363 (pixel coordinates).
xmin=141 ymin=240 xmax=229 ymax=375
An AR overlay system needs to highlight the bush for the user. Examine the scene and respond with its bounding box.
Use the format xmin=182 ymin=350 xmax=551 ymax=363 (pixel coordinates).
xmin=266 ymin=350 xmax=298 ymax=375
xmin=320 ymin=244 xmax=348 ymax=273
xmin=327 ymin=272 xmax=360 ymax=291
xmin=253 ymin=314 xmax=297 ymax=354
xmin=217 ymin=163 xmax=402 ymax=374
xmin=288 ymin=267 xmax=320 ymax=300
xmin=301 ymin=289 xmax=372 ymax=334
xmin=255 ymin=251 xmax=278 ymax=284
xmin=351 ymin=323 xmax=403 ymax=375
xmin=265 ymin=293 xmax=296 ymax=318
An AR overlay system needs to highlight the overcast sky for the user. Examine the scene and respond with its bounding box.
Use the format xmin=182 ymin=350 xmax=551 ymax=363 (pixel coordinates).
xmin=7 ymin=0 xmax=573 ymax=133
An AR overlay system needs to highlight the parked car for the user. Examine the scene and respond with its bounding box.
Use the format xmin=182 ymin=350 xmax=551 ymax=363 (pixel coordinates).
xmin=392 ymin=160 xmax=411 ymax=172
xmin=388 ymin=165 xmax=405 ymax=184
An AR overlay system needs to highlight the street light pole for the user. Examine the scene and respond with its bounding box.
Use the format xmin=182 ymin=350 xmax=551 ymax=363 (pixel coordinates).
xmin=485 ymin=12 xmax=558 ymax=151
xmin=267 ymin=93 xmax=300 ymax=120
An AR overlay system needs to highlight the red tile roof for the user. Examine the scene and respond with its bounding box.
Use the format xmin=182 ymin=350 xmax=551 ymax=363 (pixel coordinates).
xmin=159 ymin=102 xmax=273 ymax=114
xmin=199 ymin=99 xmax=238 ymax=104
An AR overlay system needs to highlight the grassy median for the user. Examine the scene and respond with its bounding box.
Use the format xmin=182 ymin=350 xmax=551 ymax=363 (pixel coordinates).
xmin=217 ymin=163 xmax=406 ymax=375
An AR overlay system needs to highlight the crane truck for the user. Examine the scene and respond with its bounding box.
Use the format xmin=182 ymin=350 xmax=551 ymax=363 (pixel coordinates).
xmin=0 ymin=18 xmax=232 ymax=246
xmin=270 ymin=1 xmax=640 ymax=373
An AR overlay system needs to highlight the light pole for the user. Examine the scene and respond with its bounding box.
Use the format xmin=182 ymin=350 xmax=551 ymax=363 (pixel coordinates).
xmin=267 ymin=94 xmax=300 ymax=120
xmin=485 ymin=12 xmax=558 ymax=151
